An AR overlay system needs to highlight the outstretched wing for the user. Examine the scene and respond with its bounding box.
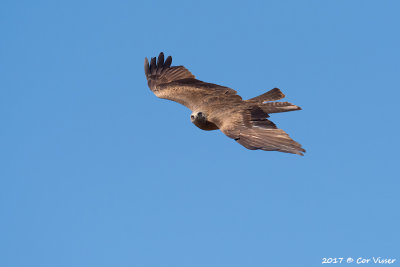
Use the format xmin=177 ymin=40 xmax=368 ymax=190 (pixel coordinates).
xmin=217 ymin=106 xmax=306 ymax=155
xmin=144 ymin=52 xmax=239 ymax=110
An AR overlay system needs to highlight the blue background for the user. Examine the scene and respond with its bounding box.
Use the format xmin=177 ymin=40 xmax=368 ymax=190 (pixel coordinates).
xmin=1 ymin=0 xmax=399 ymax=266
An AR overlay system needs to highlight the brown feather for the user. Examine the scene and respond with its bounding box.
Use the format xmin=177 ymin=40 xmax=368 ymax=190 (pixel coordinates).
xmin=260 ymin=101 xmax=301 ymax=113
xmin=144 ymin=57 xmax=150 ymax=77
xmin=150 ymin=57 xmax=157 ymax=75
xmin=145 ymin=53 xmax=239 ymax=110
xmin=234 ymin=128 xmax=305 ymax=155
xmin=247 ymin=88 xmax=285 ymax=102
xmin=156 ymin=52 xmax=164 ymax=74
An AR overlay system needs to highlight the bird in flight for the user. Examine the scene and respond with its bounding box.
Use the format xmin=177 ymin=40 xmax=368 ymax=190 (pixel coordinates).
xmin=144 ymin=52 xmax=305 ymax=156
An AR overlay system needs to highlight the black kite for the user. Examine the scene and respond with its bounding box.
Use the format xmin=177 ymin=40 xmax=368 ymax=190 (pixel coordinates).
xmin=145 ymin=52 xmax=305 ymax=155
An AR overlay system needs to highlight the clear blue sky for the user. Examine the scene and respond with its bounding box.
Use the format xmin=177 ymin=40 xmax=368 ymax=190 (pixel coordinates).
xmin=1 ymin=0 xmax=399 ymax=266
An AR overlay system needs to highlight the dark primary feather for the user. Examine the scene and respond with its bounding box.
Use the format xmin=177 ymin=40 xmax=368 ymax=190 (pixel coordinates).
xmin=156 ymin=53 xmax=164 ymax=74
xmin=164 ymin=55 xmax=172 ymax=68
xmin=150 ymin=57 xmax=157 ymax=75
xmin=144 ymin=58 xmax=150 ymax=77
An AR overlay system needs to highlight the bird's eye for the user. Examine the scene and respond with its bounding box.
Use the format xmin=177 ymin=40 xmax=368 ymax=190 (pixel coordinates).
xmin=191 ymin=115 xmax=194 ymax=119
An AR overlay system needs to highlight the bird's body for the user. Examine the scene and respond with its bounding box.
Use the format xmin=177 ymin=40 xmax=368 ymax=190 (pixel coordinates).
xmin=145 ymin=52 xmax=306 ymax=155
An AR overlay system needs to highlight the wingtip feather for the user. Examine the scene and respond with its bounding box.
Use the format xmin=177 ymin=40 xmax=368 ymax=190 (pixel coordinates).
xmin=165 ymin=56 xmax=172 ymax=68
xmin=144 ymin=57 xmax=149 ymax=77
xmin=157 ymin=52 xmax=164 ymax=74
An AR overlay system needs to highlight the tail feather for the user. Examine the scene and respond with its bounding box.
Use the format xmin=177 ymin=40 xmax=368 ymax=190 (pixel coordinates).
xmin=260 ymin=102 xmax=301 ymax=114
xmin=247 ymin=88 xmax=285 ymax=102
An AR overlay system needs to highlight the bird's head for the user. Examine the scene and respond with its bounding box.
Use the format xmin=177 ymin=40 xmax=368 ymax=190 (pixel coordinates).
xmin=190 ymin=111 xmax=207 ymax=123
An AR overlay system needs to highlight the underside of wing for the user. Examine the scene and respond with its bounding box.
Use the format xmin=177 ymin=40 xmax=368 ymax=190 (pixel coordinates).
xmin=220 ymin=107 xmax=306 ymax=156
xmin=144 ymin=52 xmax=239 ymax=109
xmin=235 ymin=128 xmax=306 ymax=155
